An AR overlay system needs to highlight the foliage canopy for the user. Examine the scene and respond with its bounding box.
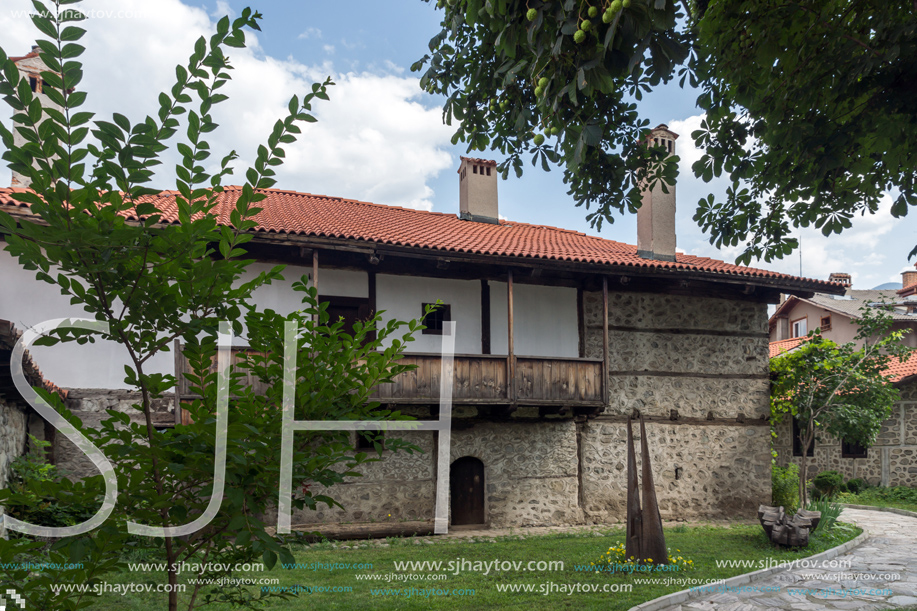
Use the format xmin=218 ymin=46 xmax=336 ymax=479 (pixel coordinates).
xmin=415 ymin=0 xmax=917 ymax=263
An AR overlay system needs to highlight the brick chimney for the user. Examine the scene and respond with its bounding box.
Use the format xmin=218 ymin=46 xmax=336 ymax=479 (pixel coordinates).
xmin=458 ymin=157 xmax=499 ymax=224
xmin=828 ymin=272 xmax=852 ymax=288
xmin=9 ymin=45 xmax=61 ymax=188
xmin=637 ymin=124 xmax=678 ymax=262
xmin=902 ymin=264 xmax=917 ymax=289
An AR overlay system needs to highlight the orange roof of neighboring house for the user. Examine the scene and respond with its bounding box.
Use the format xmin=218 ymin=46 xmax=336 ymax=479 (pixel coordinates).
xmin=885 ymin=351 xmax=917 ymax=384
xmin=0 ymin=186 xmax=842 ymax=291
xmin=769 ymin=336 xmax=917 ymax=386
xmin=769 ymin=337 xmax=806 ymax=358
xmin=899 ymin=282 xmax=917 ymax=297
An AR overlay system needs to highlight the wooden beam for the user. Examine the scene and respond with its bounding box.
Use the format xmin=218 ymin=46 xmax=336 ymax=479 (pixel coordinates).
xmin=577 ymin=284 xmax=585 ymax=358
xmin=368 ymin=270 xmax=377 ymax=343
xmin=312 ymin=249 xmax=319 ymax=323
xmin=481 ymin=279 xmax=491 ymax=355
xmin=507 ymin=270 xmax=515 ymax=404
xmin=602 ymin=276 xmax=609 ymax=408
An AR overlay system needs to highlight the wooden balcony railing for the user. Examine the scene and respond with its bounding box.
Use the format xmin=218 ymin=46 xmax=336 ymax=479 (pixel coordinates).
xmin=371 ymin=353 xmax=604 ymax=406
xmin=175 ymin=347 xmax=605 ymax=413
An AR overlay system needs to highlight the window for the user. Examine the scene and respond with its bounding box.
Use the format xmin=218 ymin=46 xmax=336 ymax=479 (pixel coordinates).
xmin=29 ymin=76 xmax=40 ymax=93
xmin=841 ymin=439 xmax=867 ymax=459
xmin=422 ymin=303 xmax=451 ymax=335
xmin=355 ymin=431 xmax=384 ymax=451
xmin=791 ymin=317 xmax=807 ymax=338
xmin=792 ymin=418 xmax=814 ymax=457
xmin=820 ymin=316 xmax=832 ymax=331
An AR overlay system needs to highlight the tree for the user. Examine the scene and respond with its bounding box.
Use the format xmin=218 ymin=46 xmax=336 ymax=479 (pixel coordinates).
xmin=413 ymin=0 xmax=690 ymax=230
xmin=0 ymin=2 xmax=424 ymax=609
xmin=770 ymin=305 xmax=912 ymax=508
xmin=414 ymin=0 xmax=917 ymax=263
xmin=691 ymin=0 xmax=917 ymax=264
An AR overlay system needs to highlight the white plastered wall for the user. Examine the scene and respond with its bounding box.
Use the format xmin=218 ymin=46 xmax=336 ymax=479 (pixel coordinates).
xmin=375 ymin=274 xmax=482 ymax=354
xmin=489 ymin=282 xmax=578 ymax=358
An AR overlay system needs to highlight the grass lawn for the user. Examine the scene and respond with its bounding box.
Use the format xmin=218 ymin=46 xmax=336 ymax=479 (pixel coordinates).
xmin=84 ymin=522 xmax=862 ymax=610
xmin=838 ymin=486 xmax=917 ymax=513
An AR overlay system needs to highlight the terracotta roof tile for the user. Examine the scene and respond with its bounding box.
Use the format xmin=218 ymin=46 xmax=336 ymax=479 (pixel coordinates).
xmin=886 ymin=351 xmax=917 ymax=384
xmin=769 ymin=336 xmax=917 ymax=386
xmin=0 ymin=320 xmax=67 ymax=402
xmin=0 ymin=186 xmax=841 ymax=291
xmin=769 ymin=337 xmax=806 ymax=358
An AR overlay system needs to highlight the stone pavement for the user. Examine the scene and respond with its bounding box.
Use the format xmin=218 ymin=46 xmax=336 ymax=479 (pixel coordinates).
xmin=659 ymin=508 xmax=917 ymax=611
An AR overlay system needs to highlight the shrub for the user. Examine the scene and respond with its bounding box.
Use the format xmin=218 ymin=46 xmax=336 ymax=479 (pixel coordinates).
xmin=772 ymin=464 xmax=800 ymax=513
xmin=846 ymin=478 xmax=868 ymax=495
xmin=812 ymin=470 xmax=845 ymax=499
xmin=805 ymin=497 xmax=843 ymax=533
xmin=4 ymin=436 xmax=101 ymax=529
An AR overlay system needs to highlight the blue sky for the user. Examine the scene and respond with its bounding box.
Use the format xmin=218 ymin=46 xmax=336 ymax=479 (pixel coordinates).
xmin=1 ymin=0 xmax=913 ymax=289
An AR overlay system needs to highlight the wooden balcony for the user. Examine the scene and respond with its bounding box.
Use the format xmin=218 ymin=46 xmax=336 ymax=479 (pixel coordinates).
xmin=371 ymin=353 xmax=604 ymax=407
xmin=175 ymin=348 xmax=605 ymax=410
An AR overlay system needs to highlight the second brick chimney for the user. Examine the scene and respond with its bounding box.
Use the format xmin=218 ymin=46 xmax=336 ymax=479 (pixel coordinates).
xmin=458 ymin=157 xmax=499 ymax=224
xmin=902 ymin=264 xmax=917 ymax=290
xmin=637 ymin=124 xmax=679 ymax=262
xmin=828 ymin=272 xmax=853 ymax=288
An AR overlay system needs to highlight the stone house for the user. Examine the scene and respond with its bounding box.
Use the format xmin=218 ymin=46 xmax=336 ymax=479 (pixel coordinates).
xmin=0 ymin=49 xmax=843 ymax=529
xmin=770 ymin=272 xmax=917 ymax=488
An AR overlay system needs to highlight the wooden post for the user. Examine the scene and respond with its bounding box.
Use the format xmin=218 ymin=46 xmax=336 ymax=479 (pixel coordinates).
xmin=368 ymin=270 xmax=377 ymax=343
xmin=507 ymin=270 xmax=515 ymax=403
xmin=602 ymin=276 xmax=609 ymax=407
xmin=312 ymin=249 xmax=319 ymax=323
xmin=173 ymin=339 xmax=183 ymax=425
xmin=481 ymin=279 xmax=491 ymax=355
xmin=577 ymin=285 xmax=585 ymax=358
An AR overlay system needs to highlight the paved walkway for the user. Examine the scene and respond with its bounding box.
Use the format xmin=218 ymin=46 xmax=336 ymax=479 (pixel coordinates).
xmin=661 ymin=508 xmax=917 ymax=611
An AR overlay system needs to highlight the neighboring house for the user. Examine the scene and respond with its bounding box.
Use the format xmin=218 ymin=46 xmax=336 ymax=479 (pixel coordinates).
xmin=769 ymin=273 xmax=917 ymax=488
xmin=0 ymin=50 xmax=842 ymax=529
xmin=769 ymin=269 xmax=917 ymax=348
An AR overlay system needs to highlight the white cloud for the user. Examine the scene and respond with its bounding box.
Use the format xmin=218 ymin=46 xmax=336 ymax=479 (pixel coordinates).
xmin=211 ymin=1 xmax=234 ymax=19
xmin=298 ymin=27 xmax=322 ymax=40
xmin=0 ymin=0 xmax=455 ymax=212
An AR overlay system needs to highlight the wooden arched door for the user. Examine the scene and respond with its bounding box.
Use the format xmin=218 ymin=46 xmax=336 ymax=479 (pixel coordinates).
xmin=450 ymin=457 xmax=485 ymax=525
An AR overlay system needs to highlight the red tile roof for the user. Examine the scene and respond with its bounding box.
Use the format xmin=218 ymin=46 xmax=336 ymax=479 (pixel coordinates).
xmin=9 ymin=48 xmax=40 ymax=63
xmin=770 ymin=337 xmax=917 ymax=386
xmin=886 ymin=351 xmax=917 ymax=384
xmin=769 ymin=337 xmax=806 ymax=358
xmin=0 ymin=320 xmax=68 ymax=402
xmin=0 ymin=186 xmax=841 ymax=291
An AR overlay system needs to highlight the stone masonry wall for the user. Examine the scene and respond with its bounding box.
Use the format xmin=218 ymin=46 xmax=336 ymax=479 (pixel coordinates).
xmin=0 ymin=397 xmax=28 ymax=491
xmin=292 ymin=421 xmax=582 ymax=528
xmin=774 ymin=380 xmax=917 ymax=488
xmin=582 ymin=290 xmax=773 ymax=519
xmin=581 ymin=421 xmax=771 ymax=522
xmin=54 ymin=389 xmax=174 ymax=479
